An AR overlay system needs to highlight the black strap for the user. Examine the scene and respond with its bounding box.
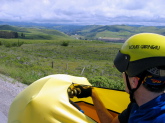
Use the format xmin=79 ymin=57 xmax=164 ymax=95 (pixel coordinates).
xmin=125 ymin=73 xmax=132 ymax=91
xmin=125 ymin=72 xmax=146 ymax=102
xmin=125 ymin=73 xmax=135 ymax=102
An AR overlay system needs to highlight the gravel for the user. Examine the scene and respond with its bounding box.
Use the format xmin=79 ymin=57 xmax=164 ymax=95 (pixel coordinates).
xmin=0 ymin=74 xmax=27 ymax=123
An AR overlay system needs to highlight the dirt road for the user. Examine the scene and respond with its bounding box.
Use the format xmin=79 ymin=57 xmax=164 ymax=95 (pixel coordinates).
xmin=0 ymin=74 xmax=27 ymax=123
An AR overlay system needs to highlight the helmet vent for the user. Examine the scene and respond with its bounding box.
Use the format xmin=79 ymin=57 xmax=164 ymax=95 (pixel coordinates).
xmin=147 ymin=67 xmax=165 ymax=77
xmin=160 ymin=70 xmax=165 ymax=77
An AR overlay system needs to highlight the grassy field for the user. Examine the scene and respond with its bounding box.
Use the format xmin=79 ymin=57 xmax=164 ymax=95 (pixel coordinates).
xmin=3 ymin=24 xmax=165 ymax=90
xmin=0 ymin=38 xmax=124 ymax=90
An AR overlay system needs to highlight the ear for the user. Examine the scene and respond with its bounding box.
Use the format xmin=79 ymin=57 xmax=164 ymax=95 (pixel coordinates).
xmin=129 ymin=77 xmax=139 ymax=89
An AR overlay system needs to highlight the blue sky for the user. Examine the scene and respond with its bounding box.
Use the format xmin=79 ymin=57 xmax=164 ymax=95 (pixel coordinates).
xmin=1 ymin=0 xmax=165 ymax=26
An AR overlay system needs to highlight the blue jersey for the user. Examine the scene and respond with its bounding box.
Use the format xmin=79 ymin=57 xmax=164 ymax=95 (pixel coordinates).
xmin=119 ymin=93 xmax=165 ymax=123
xmin=129 ymin=93 xmax=165 ymax=123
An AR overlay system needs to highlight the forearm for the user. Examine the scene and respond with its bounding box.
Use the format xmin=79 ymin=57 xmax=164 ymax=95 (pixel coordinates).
xmin=91 ymin=88 xmax=114 ymax=123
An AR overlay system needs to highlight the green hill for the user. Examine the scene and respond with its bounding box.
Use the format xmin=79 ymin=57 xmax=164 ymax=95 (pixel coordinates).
xmin=2 ymin=24 xmax=165 ymax=42
xmin=52 ymin=25 xmax=165 ymax=42
xmin=0 ymin=25 xmax=72 ymax=40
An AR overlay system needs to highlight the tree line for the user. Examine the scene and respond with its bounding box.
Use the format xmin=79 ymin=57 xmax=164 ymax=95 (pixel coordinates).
xmin=0 ymin=31 xmax=25 ymax=38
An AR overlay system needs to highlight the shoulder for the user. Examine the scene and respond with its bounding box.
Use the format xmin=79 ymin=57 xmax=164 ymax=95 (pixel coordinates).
xmin=118 ymin=102 xmax=136 ymax=123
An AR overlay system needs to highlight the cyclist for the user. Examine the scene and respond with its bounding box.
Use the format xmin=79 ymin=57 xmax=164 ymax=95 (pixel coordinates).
xmin=76 ymin=33 xmax=165 ymax=123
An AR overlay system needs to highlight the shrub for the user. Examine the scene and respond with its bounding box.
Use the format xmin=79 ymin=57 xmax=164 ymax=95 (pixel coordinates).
xmin=17 ymin=41 xmax=24 ymax=47
xmin=89 ymin=76 xmax=124 ymax=90
xmin=61 ymin=41 xmax=69 ymax=46
xmin=3 ymin=41 xmax=24 ymax=47
xmin=89 ymin=76 xmax=110 ymax=87
xmin=4 ymin=42 xmax=12 ymax=47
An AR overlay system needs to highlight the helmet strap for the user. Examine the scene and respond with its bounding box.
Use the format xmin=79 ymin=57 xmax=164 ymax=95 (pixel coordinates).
xmin=125 ymin=72 xmax=146 ymax=102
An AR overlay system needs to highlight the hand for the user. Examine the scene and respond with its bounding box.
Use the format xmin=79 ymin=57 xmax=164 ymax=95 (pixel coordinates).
xmin=74 ymin=85 xmax=92 ymax=98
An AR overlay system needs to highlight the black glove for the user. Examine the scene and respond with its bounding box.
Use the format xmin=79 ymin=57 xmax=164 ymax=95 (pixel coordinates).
xmin=74 ymin=85 xmax=92 ymax=98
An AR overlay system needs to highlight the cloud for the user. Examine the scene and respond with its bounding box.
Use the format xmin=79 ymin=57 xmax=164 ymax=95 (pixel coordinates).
xmin=1 ymin=0 xmax=165 ymax=25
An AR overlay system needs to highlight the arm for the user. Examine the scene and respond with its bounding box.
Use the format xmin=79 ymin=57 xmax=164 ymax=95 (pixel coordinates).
xmin=73 ymin=85 xmax=120 ymax=123
xmin=91 ymin=88 xmax=120 ymax=123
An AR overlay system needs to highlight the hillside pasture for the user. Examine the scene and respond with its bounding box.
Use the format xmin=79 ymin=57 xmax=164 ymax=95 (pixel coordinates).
xmin=0 ymin=38 xmax=124 ymax=90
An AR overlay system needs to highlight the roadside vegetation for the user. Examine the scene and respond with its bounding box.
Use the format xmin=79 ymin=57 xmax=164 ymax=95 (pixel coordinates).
xmin=0 ymin=38 xmax=124 ymax=90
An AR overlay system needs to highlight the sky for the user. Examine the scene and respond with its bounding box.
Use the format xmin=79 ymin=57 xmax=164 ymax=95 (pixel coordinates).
xmin=1 ymin=0 xmax=165 ymax=26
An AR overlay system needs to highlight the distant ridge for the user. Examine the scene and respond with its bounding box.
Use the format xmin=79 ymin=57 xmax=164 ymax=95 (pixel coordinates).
xmin=0 ymin=25 xmax=72 ymax=40
xmin=1 ymin=21 xmax=165 ymax=42
xmin=0 ymin=25 xmax=20 ymax=31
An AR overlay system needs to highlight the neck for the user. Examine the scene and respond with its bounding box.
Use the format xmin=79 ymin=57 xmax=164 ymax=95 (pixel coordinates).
xmin=134 ymin=85 xmax=163 ymax=106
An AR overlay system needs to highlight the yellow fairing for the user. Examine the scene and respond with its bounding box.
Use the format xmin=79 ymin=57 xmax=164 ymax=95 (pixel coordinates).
xmin=8 ymin=74 xmax=96 ymax=123
xmin=8 ymin=74 xmax=130 ymax=123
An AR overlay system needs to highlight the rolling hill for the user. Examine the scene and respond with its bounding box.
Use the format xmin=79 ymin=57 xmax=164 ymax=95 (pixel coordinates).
xmin=0 ymin=25 xmax=72 ymax=40
xmin=52 ymin=24 xmax=165 ymax=42
xmin=1 ymin=23 xmax=165 ymax=43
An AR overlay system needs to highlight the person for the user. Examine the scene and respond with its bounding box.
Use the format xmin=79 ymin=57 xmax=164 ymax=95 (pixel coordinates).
xmin=75 ymin=33 xmax=165 ymax=123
